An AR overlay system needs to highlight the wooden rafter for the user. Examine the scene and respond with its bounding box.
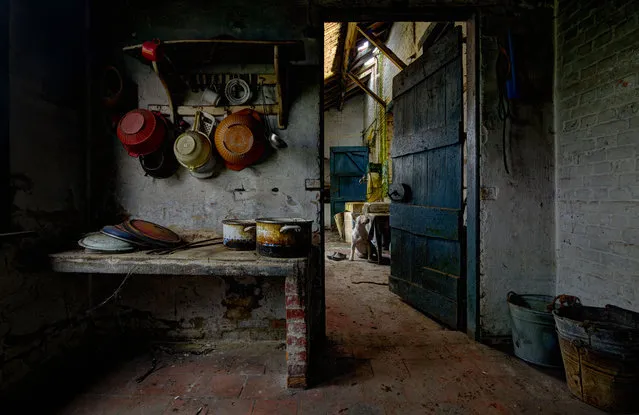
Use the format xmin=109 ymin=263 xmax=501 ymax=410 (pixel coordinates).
xmin=356 ymin=25 xmax=407 ymax=70
xmin=347 ymin=72 xmax=386 ymax=108
xmin=338 ymin=23 xmax=358 ymax=110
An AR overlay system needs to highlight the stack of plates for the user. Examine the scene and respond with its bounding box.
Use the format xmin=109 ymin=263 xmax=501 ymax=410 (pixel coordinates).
xmin=78 ymin=220 xmax=182 ymax=253
xmin=78 ymin=232 xmax=136 ymax=253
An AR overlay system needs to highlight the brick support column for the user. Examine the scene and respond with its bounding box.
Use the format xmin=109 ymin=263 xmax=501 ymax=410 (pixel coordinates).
xmin=285 ymin=271 xmax=308 ymax=388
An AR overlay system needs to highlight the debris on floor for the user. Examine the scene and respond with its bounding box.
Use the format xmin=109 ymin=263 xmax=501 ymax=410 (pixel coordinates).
xmin=55 ymin=233 xmax=604 ymax=415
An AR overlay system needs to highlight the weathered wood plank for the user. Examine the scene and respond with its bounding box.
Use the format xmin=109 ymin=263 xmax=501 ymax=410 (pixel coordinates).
xmin=426 ymin=145 xmax=462 ymax=209
xmin=411 ymin=151 xmax=429 ymax=206
xmin=393 ymin=27 xmax=462 ymax=99
xmin=391 ymin=57 xmax=461 ymax=157
xmin=390 ymin=203 xmax=461 ymax=241
xmin=389 ymin=276 xmax=458 ymax=328
xmin=391 ymin=125 xmax=459 ymax=157
xmin=357 ymin=25 xmax=407 ymax=70
xmin=389 ymin=22 xmax=464 ymax=330
xmin=347 ymin=72 xmax=386 ymax=107
xmin=50 ymin=245 xmax=306 ymax=277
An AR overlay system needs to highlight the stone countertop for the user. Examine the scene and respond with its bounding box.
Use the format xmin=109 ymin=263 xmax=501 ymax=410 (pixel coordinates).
xmin=49 ymin=244 xmax=308 ymax=277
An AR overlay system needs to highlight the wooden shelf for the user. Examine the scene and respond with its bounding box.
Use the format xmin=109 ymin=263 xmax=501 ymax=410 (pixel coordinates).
xmin=122 ymin=39 xmax=300 ymax=128
xmin=123 ymin=39 xmax=301 ymax=51
xmin=148 ymin=104 xmax=280 ymax=117
xmin=50 ymin=244 xmax=307 ymax=278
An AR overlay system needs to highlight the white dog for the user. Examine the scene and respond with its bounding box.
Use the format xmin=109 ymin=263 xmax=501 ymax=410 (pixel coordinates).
xmin=350 ymin=215 xmax=370 ymax=261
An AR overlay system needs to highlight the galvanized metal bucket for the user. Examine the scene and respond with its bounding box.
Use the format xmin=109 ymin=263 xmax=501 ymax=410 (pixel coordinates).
xmin=553 ymin=304 xmax=639 ymax=413
xmin=507 ymin=292 xmax=563 ymax=367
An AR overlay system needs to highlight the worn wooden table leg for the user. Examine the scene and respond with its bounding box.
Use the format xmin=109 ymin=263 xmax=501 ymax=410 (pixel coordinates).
xmin=375 ymin=220 xmax=383 ymax=264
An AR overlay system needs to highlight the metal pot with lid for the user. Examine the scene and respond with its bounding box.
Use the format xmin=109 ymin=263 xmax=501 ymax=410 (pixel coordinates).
xmin=256 ymin=218 xmax=313 ymax=258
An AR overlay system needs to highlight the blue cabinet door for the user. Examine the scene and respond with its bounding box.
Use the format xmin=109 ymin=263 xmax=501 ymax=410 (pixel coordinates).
xmin=330 ymin=146 xmax=368 ymax=225
xmin=390 ymin=28 xmax=465 ymax=329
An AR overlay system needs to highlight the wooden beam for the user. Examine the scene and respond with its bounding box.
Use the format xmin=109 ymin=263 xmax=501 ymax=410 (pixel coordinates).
xmin=339 ymin=23 xmax=358 ymax=110
xmin=356 ymin=25 xmax=407 ymax=70
xmin=347 ymin=72 xmax=386 ymax=108
xmin=123 ymin=39 xmax=300 ymax=51
xmin=274 ymin=45 xmax=287 ymax=129
xmin=151 ymin=61 xmax=175 ymax=123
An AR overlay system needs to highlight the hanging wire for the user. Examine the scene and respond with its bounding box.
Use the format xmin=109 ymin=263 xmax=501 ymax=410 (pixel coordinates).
xmin=225 ymin=77 xmax=252 ymax=106
xmin=496 ymin=38 xmax=512 ymax=175
xmin=86 ymin=265 xmax=137 ymax=314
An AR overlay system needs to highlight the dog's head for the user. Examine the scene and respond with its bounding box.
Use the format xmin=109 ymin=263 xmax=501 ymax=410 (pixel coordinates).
xmin=357 ymin=215 xmax=370 ymax=225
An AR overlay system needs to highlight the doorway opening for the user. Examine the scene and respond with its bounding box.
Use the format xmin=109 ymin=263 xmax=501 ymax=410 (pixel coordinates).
xmin=321 ymin=19 xmax=475 ymax=357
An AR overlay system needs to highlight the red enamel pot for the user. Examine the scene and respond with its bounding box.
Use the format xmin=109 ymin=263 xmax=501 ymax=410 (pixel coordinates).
xmin=117 ymin=109 xmax=166 ymax=157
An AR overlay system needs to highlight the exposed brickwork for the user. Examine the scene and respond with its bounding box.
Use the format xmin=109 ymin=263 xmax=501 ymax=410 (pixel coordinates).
xmin=555 ymin=0 xmax=639 ymax=309
xmin=285 ymin=272 xmax=309 ymax=388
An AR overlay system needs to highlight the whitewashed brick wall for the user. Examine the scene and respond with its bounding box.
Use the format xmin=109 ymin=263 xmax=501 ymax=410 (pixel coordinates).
xmin=555 ymin=0 xmax=639 ymax=310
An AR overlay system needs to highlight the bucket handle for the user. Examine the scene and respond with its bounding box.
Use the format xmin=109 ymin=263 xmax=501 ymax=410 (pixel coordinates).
xmin=507 ymin=291 xmax=518 ymax=302
xmin=549 ymin=294 xmax=582 ymax=312
xmin=243 ymin=226 xmax=256 ymax=232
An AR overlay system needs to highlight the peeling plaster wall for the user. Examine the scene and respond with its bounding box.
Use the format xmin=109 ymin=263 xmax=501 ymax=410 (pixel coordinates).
xmin=323 ymin=94 xmax=365 ymax=225
xmin=90 ymin=0 xmax=321 ymax=343
xmin=479 ymin=12 xmax=555 ymax=338
xmin=117 ymin=63 xmax=321 ymax=231
xmin=106 ymin=1 xmax=321 ymax=234
xmin=113 ymin=275 xmax=286 ymax=342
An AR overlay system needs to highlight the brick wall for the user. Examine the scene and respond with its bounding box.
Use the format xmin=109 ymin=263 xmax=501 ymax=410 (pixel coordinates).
xmin=555 ymin=0 xmax=639 ymax=310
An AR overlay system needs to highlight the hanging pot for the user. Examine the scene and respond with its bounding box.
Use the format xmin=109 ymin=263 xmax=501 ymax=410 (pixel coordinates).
xmin=214 ymin=109 xmax=265 ymax=171
xmin=139 ymin=116 xmax=179 ymax=179
xmin=222 ymin=219 xmax=256 ymax=251
xmin=173 ymin=130 xmax=216 ymax=179
xmin=141 ymin=39 xmax=163 ymax=62
xmin=117 ymin=109 xmax=166 ymax=157
xmin=255 ymin=218 xmax=313 ymax=258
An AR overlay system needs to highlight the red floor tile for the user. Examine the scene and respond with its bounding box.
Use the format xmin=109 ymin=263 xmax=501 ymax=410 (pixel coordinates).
xmin=251 ymin=399 xmax=298 ymax=415
xmin=197 ymin=374 xmax=247 ymax=398
xmin=133 ymin=371 xmax=204 ymax=396
xmin=240 ymin=375 xmax=291 ymax=400
xmin=229 ymin=356 xmax=266 ymax=375
xmin=98 ymin=395 xmax=173 ymax=415
xmin=162 ymin=396 xmax=254 ymax=414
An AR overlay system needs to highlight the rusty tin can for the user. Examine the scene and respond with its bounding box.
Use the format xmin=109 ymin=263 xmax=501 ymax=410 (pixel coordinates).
xmin=255 ymin=218 xmax=313 ymax=258
xmin=222 ymin=219 xmax=256 ymax=251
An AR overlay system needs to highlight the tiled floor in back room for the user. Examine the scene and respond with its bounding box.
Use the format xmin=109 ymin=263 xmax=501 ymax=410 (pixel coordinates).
xmin=58 ymin=233 xmax=604 ymax=415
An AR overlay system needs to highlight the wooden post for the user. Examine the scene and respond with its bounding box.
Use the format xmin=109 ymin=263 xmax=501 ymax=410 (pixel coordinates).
xmin=356 ymin=26 xmax=407 ymax=70
xmin=347 ymin=72 xmax=386 ymax=108
xmin=274 ymin=45 xmax=287 ymax=129
xmin=151 ymin=61 xmax=175 ymax=123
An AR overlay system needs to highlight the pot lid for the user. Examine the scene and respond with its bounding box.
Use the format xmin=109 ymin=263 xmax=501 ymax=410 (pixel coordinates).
xmin=79 ymin=232 xmax=136 ymax=252
xmin=122 ymin=219 xmax=182 ymax=247
xmin=101 ymin=224 xmax=149 ymax=246
xmin=223 ymin=219 xmax=256 ymax=226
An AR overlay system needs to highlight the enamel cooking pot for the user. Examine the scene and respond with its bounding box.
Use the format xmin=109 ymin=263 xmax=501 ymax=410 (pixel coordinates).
xmin=222 ymin=219 xmax=256 ymax=251
xmin=255 ymin=218 xmax=313 ymax=258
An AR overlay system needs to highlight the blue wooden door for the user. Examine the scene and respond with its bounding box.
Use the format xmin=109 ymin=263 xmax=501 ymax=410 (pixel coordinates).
xmin=389 ymin=28 xmax=465 ymax=329
xmin=330 ymin=146 xmax=368 ymax=224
